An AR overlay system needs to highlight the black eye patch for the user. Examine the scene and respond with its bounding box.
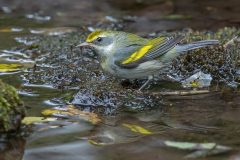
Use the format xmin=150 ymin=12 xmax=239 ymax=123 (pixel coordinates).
xmin=96 ymin=37 xmax=102 ymax=42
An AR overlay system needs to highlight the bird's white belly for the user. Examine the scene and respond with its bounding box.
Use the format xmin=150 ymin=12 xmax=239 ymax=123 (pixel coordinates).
xmin=101 ymin=60 xmax=164 ymax=79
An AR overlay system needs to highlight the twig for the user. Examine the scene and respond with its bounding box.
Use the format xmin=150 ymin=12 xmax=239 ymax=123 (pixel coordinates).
xmin=152 ymin=90 xmax=210 ymax=96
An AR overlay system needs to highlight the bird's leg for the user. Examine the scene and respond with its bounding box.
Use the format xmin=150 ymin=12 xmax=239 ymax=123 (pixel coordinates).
xmin=139 ymin=75 xmax=153 ymax=91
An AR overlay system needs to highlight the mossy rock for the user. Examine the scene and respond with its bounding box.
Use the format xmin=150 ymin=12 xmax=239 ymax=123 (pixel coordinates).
xmin=0 ymin=80 xmax=25 ymax=132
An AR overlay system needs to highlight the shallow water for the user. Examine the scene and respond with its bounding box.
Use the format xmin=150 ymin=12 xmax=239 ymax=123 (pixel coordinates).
xmin=0 ymin=0 xmax=240 ymax=160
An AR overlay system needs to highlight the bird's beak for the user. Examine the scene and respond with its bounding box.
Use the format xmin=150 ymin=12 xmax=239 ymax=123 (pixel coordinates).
xmin=75 ymin=42 xmax=91 ymax=48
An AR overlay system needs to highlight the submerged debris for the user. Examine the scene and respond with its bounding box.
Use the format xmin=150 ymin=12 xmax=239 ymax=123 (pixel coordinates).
xmin=181 ymin=71 xmax=213 ymax=88
xmin=22 ymin=117 xmax=57 ymax=125
xmin=164 ymin=141 xmax=232 ymax=159
xmin=25 ymin=13 xmax=51 ymax=22
xmin=41 ymin=105 xmax=101 ymax=124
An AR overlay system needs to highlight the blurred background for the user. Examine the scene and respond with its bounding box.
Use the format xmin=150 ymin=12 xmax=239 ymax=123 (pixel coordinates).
xmin=1 ymin=0 xmax=240 ymax=33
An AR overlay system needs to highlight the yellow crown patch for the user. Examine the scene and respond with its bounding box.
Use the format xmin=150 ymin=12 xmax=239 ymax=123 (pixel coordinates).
xmin=86 ymin=30 xmax=103 ymax=42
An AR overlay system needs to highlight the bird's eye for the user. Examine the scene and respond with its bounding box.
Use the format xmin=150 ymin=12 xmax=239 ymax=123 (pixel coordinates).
xmin=96 ymin=37 xmax=102 ymax=42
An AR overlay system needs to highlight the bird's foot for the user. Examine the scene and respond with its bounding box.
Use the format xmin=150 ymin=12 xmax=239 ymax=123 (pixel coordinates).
xmin=138 ymin=75 xmax=153 ymax=91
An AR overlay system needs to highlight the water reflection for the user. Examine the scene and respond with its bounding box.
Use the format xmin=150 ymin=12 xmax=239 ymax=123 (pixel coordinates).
xmin=21 ymin=90 xmax=239 ymax=160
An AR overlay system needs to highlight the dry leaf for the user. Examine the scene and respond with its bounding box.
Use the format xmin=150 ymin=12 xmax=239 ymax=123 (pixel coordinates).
xmin=22 ymin=117 xmax=57 ymax=125
xmin=41 ymin=105 xmax=101 ymax=124
xmin=122 ymin=123 xmax=153 ymax=135
xmin=0 ymin=63 xmax=23 ymax=72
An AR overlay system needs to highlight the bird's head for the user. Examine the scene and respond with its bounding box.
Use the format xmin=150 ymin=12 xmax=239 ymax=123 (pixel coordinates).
xmin=77 ymin=30 xmax=118 ymax=57
xmin=77 ymin=30 xmax=144 ymax=58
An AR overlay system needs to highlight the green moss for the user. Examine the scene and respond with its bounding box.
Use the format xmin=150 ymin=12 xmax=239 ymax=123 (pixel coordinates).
xmin=0 ymin=80 xmax=25 ymax=132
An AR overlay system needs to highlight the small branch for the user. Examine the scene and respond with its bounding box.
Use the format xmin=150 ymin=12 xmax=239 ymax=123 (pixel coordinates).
xmin=152 ymin=90 xmax=210 ymax=96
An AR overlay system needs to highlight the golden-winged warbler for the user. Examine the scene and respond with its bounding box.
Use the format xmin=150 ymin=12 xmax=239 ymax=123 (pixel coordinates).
xmin=77 ymin=30 xmax=218 ymax=90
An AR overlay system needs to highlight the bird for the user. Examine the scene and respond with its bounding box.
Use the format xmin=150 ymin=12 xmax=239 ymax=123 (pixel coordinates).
xmin=77 ymin=30 xmax=219 ymax=90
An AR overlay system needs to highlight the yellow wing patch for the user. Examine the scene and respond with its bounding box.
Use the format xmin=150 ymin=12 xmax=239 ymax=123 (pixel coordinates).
xmin=122 ymin=45 xmax=153 ymax=64
xmin=121 ymin=37 xmax=166 ymax=64
xmin=86 ymin=30 xmax=103 ymax=42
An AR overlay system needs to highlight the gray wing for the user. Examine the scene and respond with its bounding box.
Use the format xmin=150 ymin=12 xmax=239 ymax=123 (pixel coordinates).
xmin=115 ymin=35 xmax=184 ymax=69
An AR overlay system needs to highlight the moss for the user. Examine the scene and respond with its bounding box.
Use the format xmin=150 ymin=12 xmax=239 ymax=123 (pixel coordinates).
xmin=0 ymin=80 xmax=25 ymax=132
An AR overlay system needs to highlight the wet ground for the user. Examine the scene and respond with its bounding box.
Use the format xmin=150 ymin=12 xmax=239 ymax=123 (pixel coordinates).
xmin=0 ymin=0 xmax=240 ymax=160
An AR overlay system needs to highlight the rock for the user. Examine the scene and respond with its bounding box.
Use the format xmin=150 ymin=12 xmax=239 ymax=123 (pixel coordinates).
xmin=0 ymin=80 xmax=25 ymax=132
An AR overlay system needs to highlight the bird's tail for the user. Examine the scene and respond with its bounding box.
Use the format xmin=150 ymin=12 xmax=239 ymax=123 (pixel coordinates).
xmin=161 ymin=40 xmax=219 ymax=63
xmin=174 ymin=40 xmax=219 ymax=53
